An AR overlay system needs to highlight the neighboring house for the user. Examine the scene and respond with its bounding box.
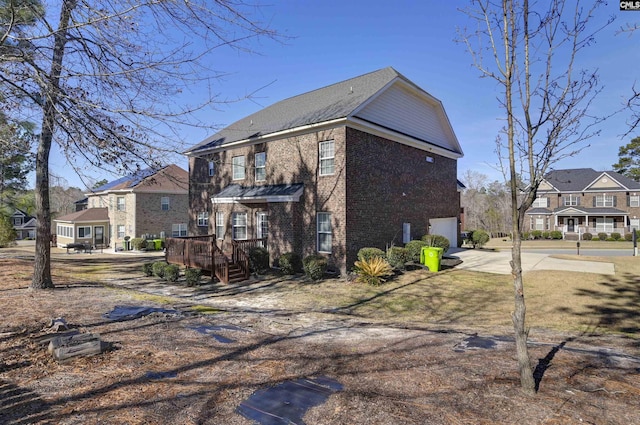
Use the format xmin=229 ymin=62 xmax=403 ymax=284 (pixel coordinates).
xmin=74 ymin=198 xmax=88 ymax=211
xmin=10 ymin=209 xmax=36 ymax=240
xmin=54 ymin=164 xmax=189 ymax=250
xmin=527 ymin=168 xmax=640 ymax=239
xmin=54 ymin=208 xmax=109 ymax=248
xmin=186 ymin=67 xmax=464 ymax=273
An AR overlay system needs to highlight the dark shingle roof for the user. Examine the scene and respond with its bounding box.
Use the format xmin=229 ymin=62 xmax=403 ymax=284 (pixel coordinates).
xmin=542 ymin=168 xmax=640 ymax=191
xmin=552 ymin=206 xmax=628 ymax=215
xmin=525 ymin=208 xmax=551 ymax=215
xmin=187 ymin=68 xmax=404 ymax=153
xmin=92 ymin=168 xmax=159 ymax=192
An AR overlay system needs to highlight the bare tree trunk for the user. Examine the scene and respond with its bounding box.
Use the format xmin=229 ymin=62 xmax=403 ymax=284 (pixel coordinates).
xmin=504 ymin=0 xmax=535 ymax=393
xmin=31 ymin=0 xmax=76 ymax=289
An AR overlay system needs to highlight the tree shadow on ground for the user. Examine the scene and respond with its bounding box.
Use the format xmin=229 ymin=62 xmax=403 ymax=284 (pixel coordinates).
xmin=556 ymin=272 xmax=640 ymax=341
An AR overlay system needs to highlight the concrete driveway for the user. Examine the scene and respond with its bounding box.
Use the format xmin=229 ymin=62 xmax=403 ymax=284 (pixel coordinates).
xmin=448 ymin=248 xmax=615 ymax=275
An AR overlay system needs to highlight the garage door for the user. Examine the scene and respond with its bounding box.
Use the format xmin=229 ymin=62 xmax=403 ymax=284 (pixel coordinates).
xmin=429 ymin=217 xmax=458 ymax=252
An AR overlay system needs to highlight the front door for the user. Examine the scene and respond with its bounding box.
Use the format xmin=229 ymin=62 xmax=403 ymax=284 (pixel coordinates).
xmin=94 ymin=226 xmax=104 ymax=246
xmin=567 ymin=219 xmax=575 ymax=232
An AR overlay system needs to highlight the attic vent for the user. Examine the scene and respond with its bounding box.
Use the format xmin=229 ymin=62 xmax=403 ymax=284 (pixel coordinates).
xmin=349 ymin=86 xmax=353 ymax=94
xmin=426 ymin=156 xmax=434 ymax=163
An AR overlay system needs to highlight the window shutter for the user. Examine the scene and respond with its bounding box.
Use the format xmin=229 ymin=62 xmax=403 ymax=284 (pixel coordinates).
xmin=614 ymin=196 xmax=617 ymax=207
xmin=545 ymin=197 xmax=549 ymax=207
xmin=628 ymin=195 xmax=631 ymax=207
xmin=561 ymin=196 xmax=565 ymax=206
xmin=577 ymin=197 xmax=580 ymax=206
xmin=593 ymin=197 xmax=596 ymax=207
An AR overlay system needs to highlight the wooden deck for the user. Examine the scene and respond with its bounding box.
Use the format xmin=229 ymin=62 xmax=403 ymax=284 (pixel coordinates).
xmin=165 ymin=235 xmax=266 ymax=284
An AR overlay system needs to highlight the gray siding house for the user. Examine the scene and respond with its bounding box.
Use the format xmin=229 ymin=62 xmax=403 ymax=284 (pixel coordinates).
xmin=186 ymin=67 xmax=464 ymax=273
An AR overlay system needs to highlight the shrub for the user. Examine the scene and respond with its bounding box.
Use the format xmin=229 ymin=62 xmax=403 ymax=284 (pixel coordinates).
xmin=152 ymin=261 xmax=167 ymax=278
xmin=471 ymin=230 xmax=490 ymax=248
xmin=522 ymin=232 xmax=530 ymax=240
xmin=542 ymin=231 xmax=550 ymax=239
xmin=164 ymin=264 xmax=180 ymax=282
xmin=185 ymin=268 xmax=203 ymax=286
xmin=606 ymin=237 xmax=616 ymax=242
xmin=248 ymin=246 xmax=270 ymax=273
xmin=386 ymin=246 xmax=408 ymax=271
xmin=611 ymin=232 xmax=621 ymax=241
xmin=625 ymin=233 xmax=633 ymax=241
xmin=421 ymin=234 xmax=450 ymax=253
xmin=597 ymin=232 xmax=608 ymax=241
xmin=531 ymin=230 xmax=543 ymax=239
xmin=582 ymin=232 xmax=593 ymax=240
xmin=142 ymin=262 xmax=154 ymax=277
xmin=354 ymin=256 xmax=393 ymax=286
xmin=405 ymin=240 xmax=429 ymax=263
xmin=550 ymin=230 xmax=563 ymax=240
xmin=278 ymin=252 xmax=303 ymax=275
xmin=303 ymin=254 xmax=328 ymax=281
xmin=357 ymin=247 xmax=385 ymax=262
xmin=131 ymin=237 xmax=146 ymax=251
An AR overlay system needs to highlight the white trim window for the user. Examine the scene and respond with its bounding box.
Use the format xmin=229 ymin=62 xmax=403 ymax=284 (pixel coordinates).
xmin=232 ymin=156 xmax=245 ymax=180
xmin=197 ymin=212 xmax=209 ymax=227
xmin=595 ymin=218 xmax=614 ymax=233
xmin=208 ymin=160 xmax=215 ymax=177
xmin=116 ymin=196 xmax=126 ymax=211
xmin=232 ymin=212 xmax=247 ymax=240
xmin=535 ymin=218 xmax=545 ymax=231
xmin=172 ymin=223 xmax=187 ymax=237
xmin=630 ymin=218 xmax=640 ymax=231
xmin=215 ymin=212 xmax=224 ymax=239
xmin=532 ymin=197 xmax=548 ymax=208
xmin=255 ymin=152 xmax=266 ymax=181
xmin=117 ymin=225 xmax=125 ymax=238
xmin=317 ymin=212 xmax=332 ymax=253
xmin=595 ymin=195 xmax=614 ymax=207
xmin=57 ymin=224 xmax=73 ymax=238
xmin=630 ymin=195 xmax=640 ymax=207
xmin=564 ymin=194 xmax=579 ymax=206
xmin=161 ymin=196 xmax=170 ymax=211
xmin=319 ymin=140 xmax=335 ymax=176
xmin=77 ymin=226 xmax=91 ymax=238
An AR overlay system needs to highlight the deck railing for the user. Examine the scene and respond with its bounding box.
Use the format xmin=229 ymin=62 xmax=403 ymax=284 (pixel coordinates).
xmin=231 ymin=238 xmax=267 ymax=280
xmin=165 ymin=234 xmax=230 ymax=283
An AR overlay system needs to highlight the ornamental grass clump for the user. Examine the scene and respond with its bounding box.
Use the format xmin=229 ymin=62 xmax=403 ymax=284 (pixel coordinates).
xmin=354 ymin=256 xmax=394 ymax=286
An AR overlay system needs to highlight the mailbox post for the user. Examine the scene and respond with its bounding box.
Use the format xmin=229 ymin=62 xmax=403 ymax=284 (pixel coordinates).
xmin=576 ymin=241 xmax=580 ymax=256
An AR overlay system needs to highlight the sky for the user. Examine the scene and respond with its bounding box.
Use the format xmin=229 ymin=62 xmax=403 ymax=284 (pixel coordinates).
xmin=47 ymin=0 xmax=640 ymax=190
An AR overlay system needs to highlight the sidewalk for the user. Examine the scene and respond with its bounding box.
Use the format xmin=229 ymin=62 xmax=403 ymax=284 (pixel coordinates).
xmin=448 ymin=248 xmax=615 ymax=275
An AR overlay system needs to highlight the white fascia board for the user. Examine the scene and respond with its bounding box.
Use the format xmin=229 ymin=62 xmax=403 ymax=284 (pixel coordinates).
xmin=346 ymin=117 xmax=463 ymax=160
xmin=187 ymin=118 xmax=347 ymax=156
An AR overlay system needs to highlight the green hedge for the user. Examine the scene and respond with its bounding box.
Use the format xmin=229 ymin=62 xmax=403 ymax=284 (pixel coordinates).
xmin=302 ymin=254 xmax=328 ymax=281
xmin=357 ymin=247 xmax=386 ymax=262
xmin=278 ymin=252 xmax=303 ymax=275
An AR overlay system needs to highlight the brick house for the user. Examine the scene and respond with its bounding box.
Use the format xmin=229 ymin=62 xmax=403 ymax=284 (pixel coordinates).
xmin=526 ymin=168 xmax=640 ymax=239
xmin=54 ymin=164 xmax=189 ymax=250
xmin=186 ymin=68 xmax=464 ymax=273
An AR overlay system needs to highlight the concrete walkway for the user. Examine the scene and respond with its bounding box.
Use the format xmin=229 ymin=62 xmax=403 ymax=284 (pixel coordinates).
xmin=448 ymin=248 xmax=615 ymax=275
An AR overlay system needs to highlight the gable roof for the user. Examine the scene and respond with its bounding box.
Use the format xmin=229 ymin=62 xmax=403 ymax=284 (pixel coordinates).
xmin=186 ymin=67 xmax=463 ymax=158
xmin=90 ymin=164 xmax=188 ymax=194
xmin=11 ymin=208 xmax=32 ymax=219
xmin=54 ymin=208 xmax=109 ymax=223
xmin=540 ymin=168 xmax=640 ymax=192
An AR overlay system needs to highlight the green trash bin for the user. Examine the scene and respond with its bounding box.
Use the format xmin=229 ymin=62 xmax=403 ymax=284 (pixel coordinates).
xmin=153 ymin=239 xmax=163 ymax=250
xmin=420 ymin=246 xmax=444 ymax=272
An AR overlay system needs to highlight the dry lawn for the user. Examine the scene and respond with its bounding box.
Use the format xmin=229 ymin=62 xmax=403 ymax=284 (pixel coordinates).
xmin=1 ymin=244 xmax=639 ymax=424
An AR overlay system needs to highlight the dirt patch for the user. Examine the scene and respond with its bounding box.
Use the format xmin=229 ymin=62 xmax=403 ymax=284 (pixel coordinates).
xmin=1 ymin=252 xmax=639 ymax=424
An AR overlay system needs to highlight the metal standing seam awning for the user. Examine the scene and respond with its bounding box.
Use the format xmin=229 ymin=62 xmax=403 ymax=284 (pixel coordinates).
xmin=212 ymin=183 xmax=304 ymax=204
xmin=551 ymin=206 xmax=629 ymax=228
